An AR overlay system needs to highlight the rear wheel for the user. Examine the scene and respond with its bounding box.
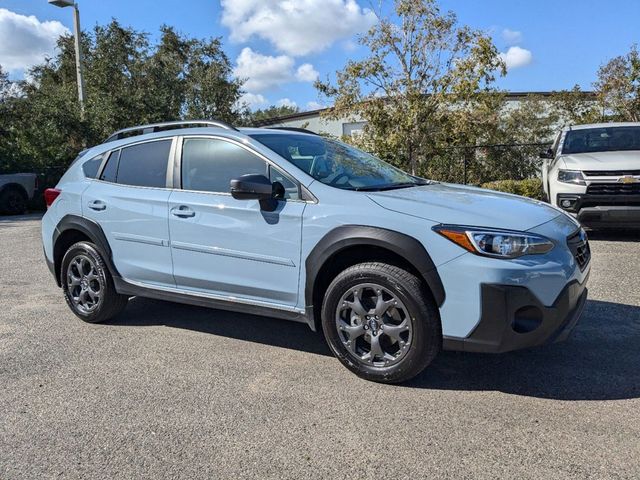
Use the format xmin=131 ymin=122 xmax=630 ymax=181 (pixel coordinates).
xmin=0 ymin=187 xmax=28 ymax=215
xmin=321 ymin=262 xmax=441 ymax=383
xmin=61 ymin=241 xmax=128 ymax=323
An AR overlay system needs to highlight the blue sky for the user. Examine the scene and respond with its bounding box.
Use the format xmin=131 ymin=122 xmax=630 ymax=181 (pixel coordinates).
xmin=1 ymin=0 xmax=639 ymax=111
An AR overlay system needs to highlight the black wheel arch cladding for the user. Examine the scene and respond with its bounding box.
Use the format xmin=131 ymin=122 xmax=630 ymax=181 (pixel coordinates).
xmin=53 ymin=214 xmax=120 ymax=287
xmin=305 ymin=225 xmax=446 ymax=312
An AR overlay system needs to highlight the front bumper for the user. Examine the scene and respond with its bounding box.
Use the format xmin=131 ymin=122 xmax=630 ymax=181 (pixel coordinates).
xmin=557 ymin=193 xmax=640 ymax=228
xmin=443 ymin=273 xmax=589 ymax=353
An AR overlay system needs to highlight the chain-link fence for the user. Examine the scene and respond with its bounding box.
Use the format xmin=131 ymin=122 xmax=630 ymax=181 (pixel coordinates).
xmin=424 ymin=142 xmax=552 ymax=185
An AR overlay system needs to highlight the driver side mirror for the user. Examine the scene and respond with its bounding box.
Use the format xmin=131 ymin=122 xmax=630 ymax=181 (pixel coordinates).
xmin=230 ymin=174 xmax=285 ymax=207
xmin=230 ymin=174 xmax=274 ymax=200
xmin=539 ymin=148 xmax=554 ymax=160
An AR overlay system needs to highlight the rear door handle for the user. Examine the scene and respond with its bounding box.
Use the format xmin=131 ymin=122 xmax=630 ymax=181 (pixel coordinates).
xmin=88 ymin=200 xmax=106 ymax=211
xmin=171 ymin=206 xmax=195 ymax=218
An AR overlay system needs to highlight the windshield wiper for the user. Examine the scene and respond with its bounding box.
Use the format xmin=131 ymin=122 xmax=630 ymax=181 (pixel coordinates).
xmin=354 ymin=181 xmax=429 ymax=192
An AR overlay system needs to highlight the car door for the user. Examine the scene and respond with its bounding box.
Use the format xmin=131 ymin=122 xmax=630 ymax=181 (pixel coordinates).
xmin=82 ymin=138 xmax=175 ymax=287
xmin=168 ymin=135 xmax=306 ymax=308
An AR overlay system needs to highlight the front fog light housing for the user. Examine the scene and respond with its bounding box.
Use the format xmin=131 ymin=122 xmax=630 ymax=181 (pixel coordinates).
xmin=433 ymin=226 xmax=555 ymax=259
xmin=558 ymin=196 xmax=579 ymax=211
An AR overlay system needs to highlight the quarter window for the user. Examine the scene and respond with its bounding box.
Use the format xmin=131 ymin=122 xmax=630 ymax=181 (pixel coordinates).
xmin=269 ymin=165 xmax=300 ymax=200
xmin=116 ymin=140 xmax=172 ymax=188
xmin=181 ymin=138 xmax=268 ymax=193
xmin=82 ymin=154 xmax=103 ymax=178
xmin=99 ymin=150 xmax=120 ymax=183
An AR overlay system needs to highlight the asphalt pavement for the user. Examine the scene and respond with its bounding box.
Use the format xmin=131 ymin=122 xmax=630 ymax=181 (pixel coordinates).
xmin=1 ymin=214 xmax=639 ymax=479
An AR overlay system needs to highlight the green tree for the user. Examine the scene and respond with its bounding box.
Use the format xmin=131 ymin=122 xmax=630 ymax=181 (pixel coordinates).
xmin=316 ymin=0 xmax=505 ymax=175
xmin=240 ymin=104 xmax=300 ymax=126
xmin=551 ymin=85 xmax=602 ymax=125
xmin=4 ymin=21 xmax=243 ymax=175
xmin=595 ymin=44 xmax=640 ymax=121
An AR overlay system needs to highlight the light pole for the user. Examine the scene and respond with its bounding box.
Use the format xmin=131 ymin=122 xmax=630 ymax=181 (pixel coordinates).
xmin=48 ymin=0 xmax=85 ymax=118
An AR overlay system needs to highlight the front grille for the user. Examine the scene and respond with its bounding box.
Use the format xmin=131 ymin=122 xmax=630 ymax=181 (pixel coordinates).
xmin=567 ymin=229 xmax=591 ymax=271
xmin=586 ymin=183 xmax=640 ymax=195
xmin=584 ymin=169 xmax=640 ymax=177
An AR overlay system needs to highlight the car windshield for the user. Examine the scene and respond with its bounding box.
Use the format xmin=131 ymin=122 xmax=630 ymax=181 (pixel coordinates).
xmin=562 ymin=126 xmax=640 ymax=154
xmin=250 ymin=133 xmax=428 ymax=190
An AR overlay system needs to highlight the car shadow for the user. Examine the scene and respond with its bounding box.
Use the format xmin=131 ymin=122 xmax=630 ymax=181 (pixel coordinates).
xmin=109 ymin=297 xmax=640 ymax=401
xmin=587 ymin=229 xmax=640 ymax=242
xmin=0 ymin=212 xmax=43 ymax=224
xmin=107 ymin=296 xmax=333 ymax=357
xmin=408 ymin=299 xmax=640 ymax=400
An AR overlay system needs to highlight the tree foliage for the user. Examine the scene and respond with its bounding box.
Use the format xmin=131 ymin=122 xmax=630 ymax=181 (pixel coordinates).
xmin=595 ymin=44 xmax=640 ymax=121
xmin=239 ymin=104 xmax=300 ymax=126
xmin=316 ymin=0 xmax=505 ymax=176
xmin=1 ymin=21 xmax=243 ymax=174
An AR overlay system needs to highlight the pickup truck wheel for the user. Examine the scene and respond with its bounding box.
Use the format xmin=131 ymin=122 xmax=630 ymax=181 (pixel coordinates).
xmin=61 ymin=241 xmax=128 ymax=323
xmin=0 ymin=187 xmax=28 ymax=215
xmin=321 ymin=262 xmax=441 ymax=384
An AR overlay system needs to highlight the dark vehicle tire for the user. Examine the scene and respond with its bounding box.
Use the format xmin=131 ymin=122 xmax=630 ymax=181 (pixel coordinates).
xmin=321 ymin=262 xmax=441 ymax=384
xmin=61 ymin=241 xmax=128 ymax=323
xmin=0 ymin=187 xmax=28 ymax=215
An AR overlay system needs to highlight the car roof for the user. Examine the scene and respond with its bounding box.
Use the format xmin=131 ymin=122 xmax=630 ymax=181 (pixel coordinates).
xmin=564 ymin=122 xmax=640 ymax=131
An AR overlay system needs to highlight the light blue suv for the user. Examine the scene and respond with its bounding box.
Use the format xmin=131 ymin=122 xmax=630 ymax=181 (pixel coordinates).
xmin=42 ymin=120 xmax=591 ymax=383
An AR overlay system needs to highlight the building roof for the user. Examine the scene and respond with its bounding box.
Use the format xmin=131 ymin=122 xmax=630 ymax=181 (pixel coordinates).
xmin=256 ymin=91 xmax=597 ymax=126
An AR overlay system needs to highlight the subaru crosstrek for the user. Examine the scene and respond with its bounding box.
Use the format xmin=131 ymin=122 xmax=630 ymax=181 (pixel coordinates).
xmin=42 ymin=120 xmax=591 ymax=383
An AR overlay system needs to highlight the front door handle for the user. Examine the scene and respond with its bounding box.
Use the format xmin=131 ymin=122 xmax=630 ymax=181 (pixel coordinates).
xmin=171 ymin=206 xmax=196 ymax=218
xmin=88 ymin=200 xmax=106 ymax=211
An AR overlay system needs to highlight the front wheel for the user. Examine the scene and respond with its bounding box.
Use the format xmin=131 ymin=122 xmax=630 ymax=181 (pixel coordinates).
xmin=321 ymin=262 xmax=441 ymax=384
xmin=61 ymin=241 xmax=128 ymax=323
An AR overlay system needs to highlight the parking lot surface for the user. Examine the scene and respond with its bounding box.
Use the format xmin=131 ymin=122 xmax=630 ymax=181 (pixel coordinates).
xmin=1 ymin=214 xmax=639 ymax=479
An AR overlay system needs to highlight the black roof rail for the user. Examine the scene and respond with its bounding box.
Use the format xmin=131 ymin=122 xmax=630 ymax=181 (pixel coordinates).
xmin=105 ymin=120 xmax=238 ymax=142
xmin=263 ymin=126 xmax=318 ymax=135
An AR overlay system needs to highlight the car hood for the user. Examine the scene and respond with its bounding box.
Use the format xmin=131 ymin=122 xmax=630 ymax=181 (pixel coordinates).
xmin=560 ymin=150 xmax=640 ymax=171
xmin=367 ymin=183 xmax=561 ymax=231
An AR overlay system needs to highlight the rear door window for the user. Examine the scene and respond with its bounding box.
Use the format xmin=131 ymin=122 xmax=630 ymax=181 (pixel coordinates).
xmin=116 ymin=140 xmax=172 ymax=188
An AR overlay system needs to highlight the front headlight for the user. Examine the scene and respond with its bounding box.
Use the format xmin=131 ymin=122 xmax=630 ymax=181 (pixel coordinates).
xmin=433 ymin=225 xmax=555 ymax=259
xmin=557 ymin=169 xmax=586 ymax=185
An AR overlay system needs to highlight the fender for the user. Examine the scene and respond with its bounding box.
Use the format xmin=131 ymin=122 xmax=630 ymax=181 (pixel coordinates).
xmin=305 ymin=225 xmax=446 ymax=314
xmin=52 ymin=214 xmax=120 ymax=286
xmin=0 ymin=182 xmax=29 ymax=198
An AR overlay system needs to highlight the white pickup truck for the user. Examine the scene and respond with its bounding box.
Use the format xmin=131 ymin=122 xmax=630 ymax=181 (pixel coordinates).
xmin=0 ymin=173 xmax=38 ymax=215
xmin=541 ymin=122 xmax=640 ymax=229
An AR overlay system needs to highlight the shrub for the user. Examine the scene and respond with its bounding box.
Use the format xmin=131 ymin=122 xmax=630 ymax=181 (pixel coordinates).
xmin=480 ymin=178 xmax=544 ymax=200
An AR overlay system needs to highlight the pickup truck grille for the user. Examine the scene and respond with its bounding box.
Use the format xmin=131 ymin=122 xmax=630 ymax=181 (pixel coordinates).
xmin=583 ymin=169 xmax=640 ymax=177
xmin=567 ymin=229 xmax=590 ymax=271
xmin=586 ymin=183 xmax=640 ymax=195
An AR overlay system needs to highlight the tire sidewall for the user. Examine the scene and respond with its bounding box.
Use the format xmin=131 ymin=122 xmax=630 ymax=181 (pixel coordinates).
xmin=321 ymin=265 xmax=439 ymax=383
xmin=61 ymin=241 xmax=113 ymax=323
xmin=0 ymin=188 xmax=27 ymax=215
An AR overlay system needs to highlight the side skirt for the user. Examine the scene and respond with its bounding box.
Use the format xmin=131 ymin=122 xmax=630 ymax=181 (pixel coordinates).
xmin=113 ymin=277 xmax=310 ymax=325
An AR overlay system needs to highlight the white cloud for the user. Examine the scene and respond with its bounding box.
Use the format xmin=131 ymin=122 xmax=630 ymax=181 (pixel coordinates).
xmin=234 ymin=47 xmax=294 ymax=92
xmin=499 ymin=46 xmax=533 ymax=70
xmin=295 ymin=63 xmax=319 ymax=82
xmin=343 ymin=39 xmax=358 ymax=52
xmin=276 ymin=98 xmax=297 ymax=109
xmin=502 ymin=28 xmax=523 ymax=46
xmin=239 ymin=92 xmax=269 ymax=109
xmin=0 ymin=8 xmax=69 ymax=73
xmin=221 ymin=0 xmax=376 ymax=56
xmin=306 ymin=101 xmax=324 ymax=111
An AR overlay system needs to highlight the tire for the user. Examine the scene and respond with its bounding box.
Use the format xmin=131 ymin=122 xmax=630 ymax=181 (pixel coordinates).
xmin=321 ymin=262 xmax=441 ymax=384
xmin=60 ymin=241 xmax=128 ymax=323
xmin=0 ymin=187 xmax=28 ymax=215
